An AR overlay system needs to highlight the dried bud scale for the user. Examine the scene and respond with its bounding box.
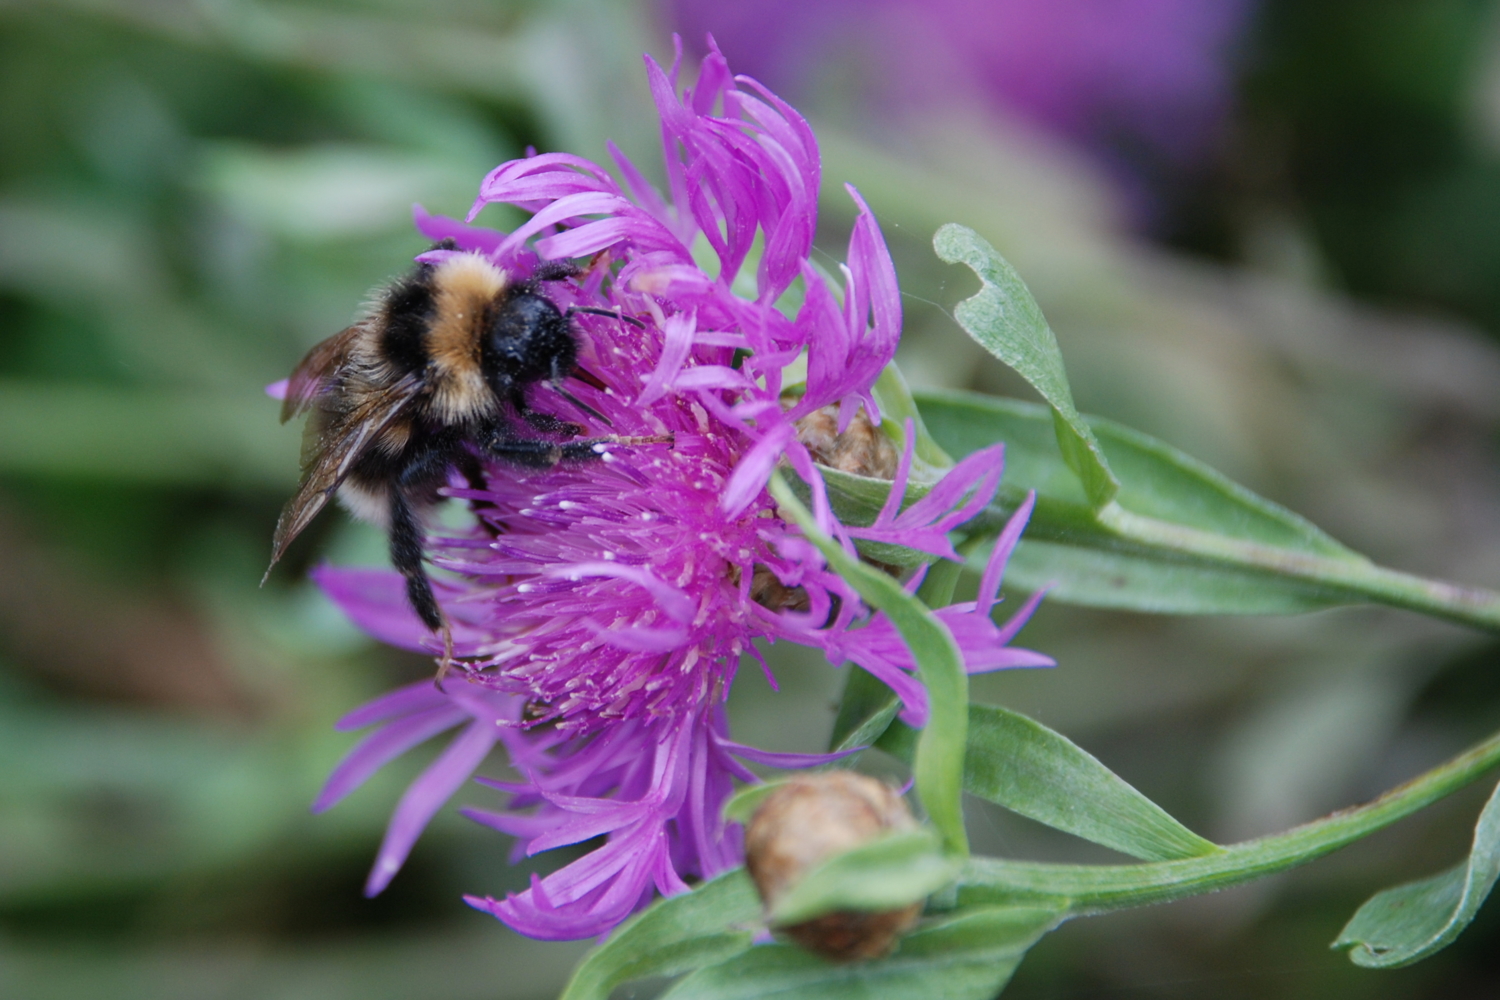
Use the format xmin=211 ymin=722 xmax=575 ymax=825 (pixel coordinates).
xmin=795 ymin=405 xmax=900 ymax=480
xmin=745 ymin=772 xmax=923 ymax=961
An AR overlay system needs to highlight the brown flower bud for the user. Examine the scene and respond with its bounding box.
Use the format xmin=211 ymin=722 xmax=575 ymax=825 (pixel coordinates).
xmin=744 ymin=772 xmax=922 ymax=961
xmin=794 ymin=405 xmax=899 ymax=480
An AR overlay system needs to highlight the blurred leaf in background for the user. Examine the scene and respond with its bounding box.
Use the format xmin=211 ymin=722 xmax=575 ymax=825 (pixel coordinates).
xmin=6 ymin=0 xmax=1500 ymax=998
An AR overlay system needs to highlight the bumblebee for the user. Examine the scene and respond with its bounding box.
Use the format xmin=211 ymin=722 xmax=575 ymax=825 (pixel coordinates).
xmin=266 ymin=245 xmax=651 ymax=656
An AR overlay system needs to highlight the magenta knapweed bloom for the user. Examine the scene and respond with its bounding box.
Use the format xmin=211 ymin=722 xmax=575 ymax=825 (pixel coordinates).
xmin=311 ymin=38 xmax=1049 ymax=941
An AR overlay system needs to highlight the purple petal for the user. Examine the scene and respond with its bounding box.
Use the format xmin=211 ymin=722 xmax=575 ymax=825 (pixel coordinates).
xmin=963 ymin=648 xmax=1057 ymax=674
xmin=364 ymin=718 xmax=499 ymax=897
xmin=978 ymin=490 xmax=1036 ymax=615
xmin=845 ymin=185 xmax=901 ymax=362
xmin=313 ymin=566 xmax=489 ymax=655
xmin=992 ymin=586 xmax=1049 ymax=646
xmin=312 ymin=567 xmax=432 ymax=654
xmin=673 ymin=365 xmax=751 ymax=391
xmin=315 ymin=703 xmax=469 ymax=813
xmin=636 ymin=311 xmax=697 ymax=407
xmin=721 ymin=423 xmax=792 ymax=516
xmin=412 ymin=204 xmax=508 ymax=256
xmin=607 ymin=140 xmax=673 ymax=228
xmin=462 ymin=806 xmax=557 ymax=840
xmin=525 ymin=801 xmax=650 ymax=855
xmin=334 ymin=681 xmax=449 ymax=731
xmin=544 ymin=562 xmax=694 ymax=622
xmin=717 ymin=740 xmax=863 ymax=768
xmin=584 ymin=620 xmax=690 ymax=651
xmin=876 ymin=419 xmax=917 ymax=525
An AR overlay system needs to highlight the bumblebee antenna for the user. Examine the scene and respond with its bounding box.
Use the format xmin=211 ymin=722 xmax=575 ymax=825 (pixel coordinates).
xmin=567 ymin=306 xmax=644 ymax=329
xmin=553 ymin=383 xmax=609 ymax=425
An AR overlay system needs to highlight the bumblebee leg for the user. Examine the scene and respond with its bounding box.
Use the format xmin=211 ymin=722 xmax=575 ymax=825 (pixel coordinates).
xmin=436 ymin=624 xmax=454 ymax=689
xmin=520 ymin=410 xmax=584 ymax=436
xmin=388 ymin=487 xmax=445 ymax=634
xmin=458 ymin=451 xmax=503 ymax=538
xmin=526 ymin=259 xmax=581 ymax=288
xmin=486 ymin=437 xmax=567 ymax=468
xmin=510 ymin=387 xmax=584 ymax=437
xmin=388 ymin=487 xmax=458 ymax=687
xmin=485 ymin=435 xmax=611 ymax=468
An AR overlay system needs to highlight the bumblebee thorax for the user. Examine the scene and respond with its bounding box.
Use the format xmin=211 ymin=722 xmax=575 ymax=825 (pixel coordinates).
xmin=425 ymin=254 xmax=510 ymax=422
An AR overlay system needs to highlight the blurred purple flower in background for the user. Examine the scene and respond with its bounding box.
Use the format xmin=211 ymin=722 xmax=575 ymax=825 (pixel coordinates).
xmin=310 ymin=40 xmax=1049 ymax=941
xmin=665 ymin=0 xmax=1255 ymax=218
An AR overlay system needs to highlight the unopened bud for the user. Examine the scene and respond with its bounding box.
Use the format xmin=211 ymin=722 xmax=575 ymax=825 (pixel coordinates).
xmin=794 ymin=405 xmax=899 ymax=480
xmin=744 ymin=772 xmax=921 ymax=961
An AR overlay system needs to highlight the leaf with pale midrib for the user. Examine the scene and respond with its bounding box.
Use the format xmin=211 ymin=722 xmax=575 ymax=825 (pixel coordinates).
xmin=881 ymin=704 xmax=1220 ymax=863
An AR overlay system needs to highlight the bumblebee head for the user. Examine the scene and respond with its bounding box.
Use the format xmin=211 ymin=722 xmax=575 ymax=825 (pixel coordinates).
xmin=483 ymin=290 xmax=579 ymax=393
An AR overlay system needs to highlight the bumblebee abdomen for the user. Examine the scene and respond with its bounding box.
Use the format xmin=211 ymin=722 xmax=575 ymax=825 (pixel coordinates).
xmin=337 ymin=477 xmax=392 ymax=527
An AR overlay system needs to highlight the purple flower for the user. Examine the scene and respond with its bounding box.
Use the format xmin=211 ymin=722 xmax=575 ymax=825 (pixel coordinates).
xmin=311 ymin=38 xmax=1050 ymax=941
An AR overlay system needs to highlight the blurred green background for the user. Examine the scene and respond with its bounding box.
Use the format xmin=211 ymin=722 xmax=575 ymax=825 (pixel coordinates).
xmin=4 ymin=0 xmax=1500 ymax=997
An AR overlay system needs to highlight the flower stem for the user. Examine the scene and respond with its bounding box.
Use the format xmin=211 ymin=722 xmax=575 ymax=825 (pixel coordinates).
xmin=959 ymin=726 xmax=1500 ymax=913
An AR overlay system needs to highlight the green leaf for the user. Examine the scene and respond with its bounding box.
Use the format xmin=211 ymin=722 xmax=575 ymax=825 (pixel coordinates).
xmin=663 ymin=905 xmax=1063 ymax=1000
xmin=559 ymin=869 xmax=760 ymax=1000
xmin=933 ymin=223 xmax=1119 ymax=507
xmin=922 ymin=231 xmax=1500 ymax=630
xmin=870 ymin=363 xmax=954 ymax=473
xmin=920 ymin=390 xmax=1353 ymax=558
xmin=916 ymin=388 xmax=1500 ymax=629
xmin=998 ymin=538 xmax=1340 ymax=615
xmin=956 ymin=727 xmax=1500 ymax=918
xmin=783 ymin=466 xmax=937 ymax=569
xmin=1334 ymin=777 xmax=1500 ymax=968
xmin=770 ymin=829 xmax=962 ymax=925
xmin=825 ymin=564 xmax=964 ymax=754
xmin=829 ymin=666 xmax=903 ymax=754
xmin=882 ymin=704 xmax=1220 ymax=862
xmin=724 ymin=781 xmax=795 ymax=826
xmin=768 ymin=473 xmax=970 ymax=857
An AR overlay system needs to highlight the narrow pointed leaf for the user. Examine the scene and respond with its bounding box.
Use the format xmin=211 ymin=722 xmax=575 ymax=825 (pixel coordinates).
xmin=956 ymin=727 xmax=1500 ymax=917
xmin=920 ymin=389 xmax=1354 ymax=557
xmin=882 ymin=704 xmax=1220 ymax=861
xmin=559 ymin=869 xmax=760 ymax=1000
xmin=826 ymin=565 xmax=962 ymax=754
xmin=870 ymin=363 xmax=954 ymax=472
xmin=933 ymin=223 xmax=1118 ymax=507
xmin=769 ymin=473 xmax=970 ymax=857
xmin=915 ymin=389 xmax=1500 ymax=630
xmin=829 ymin=666 xmax=902 ymax=753
xmin=663 ymin=905 xmax=1063 ymax=1000
xmin=1334 ymin=777 xmax=1500 ymax=968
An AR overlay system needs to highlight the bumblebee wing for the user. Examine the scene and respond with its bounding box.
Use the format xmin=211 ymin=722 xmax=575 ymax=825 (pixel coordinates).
xmin=267 ymin=374 xmax=422 ymax=571
xmin=280 ymin=325 xmax=364 ymax=423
